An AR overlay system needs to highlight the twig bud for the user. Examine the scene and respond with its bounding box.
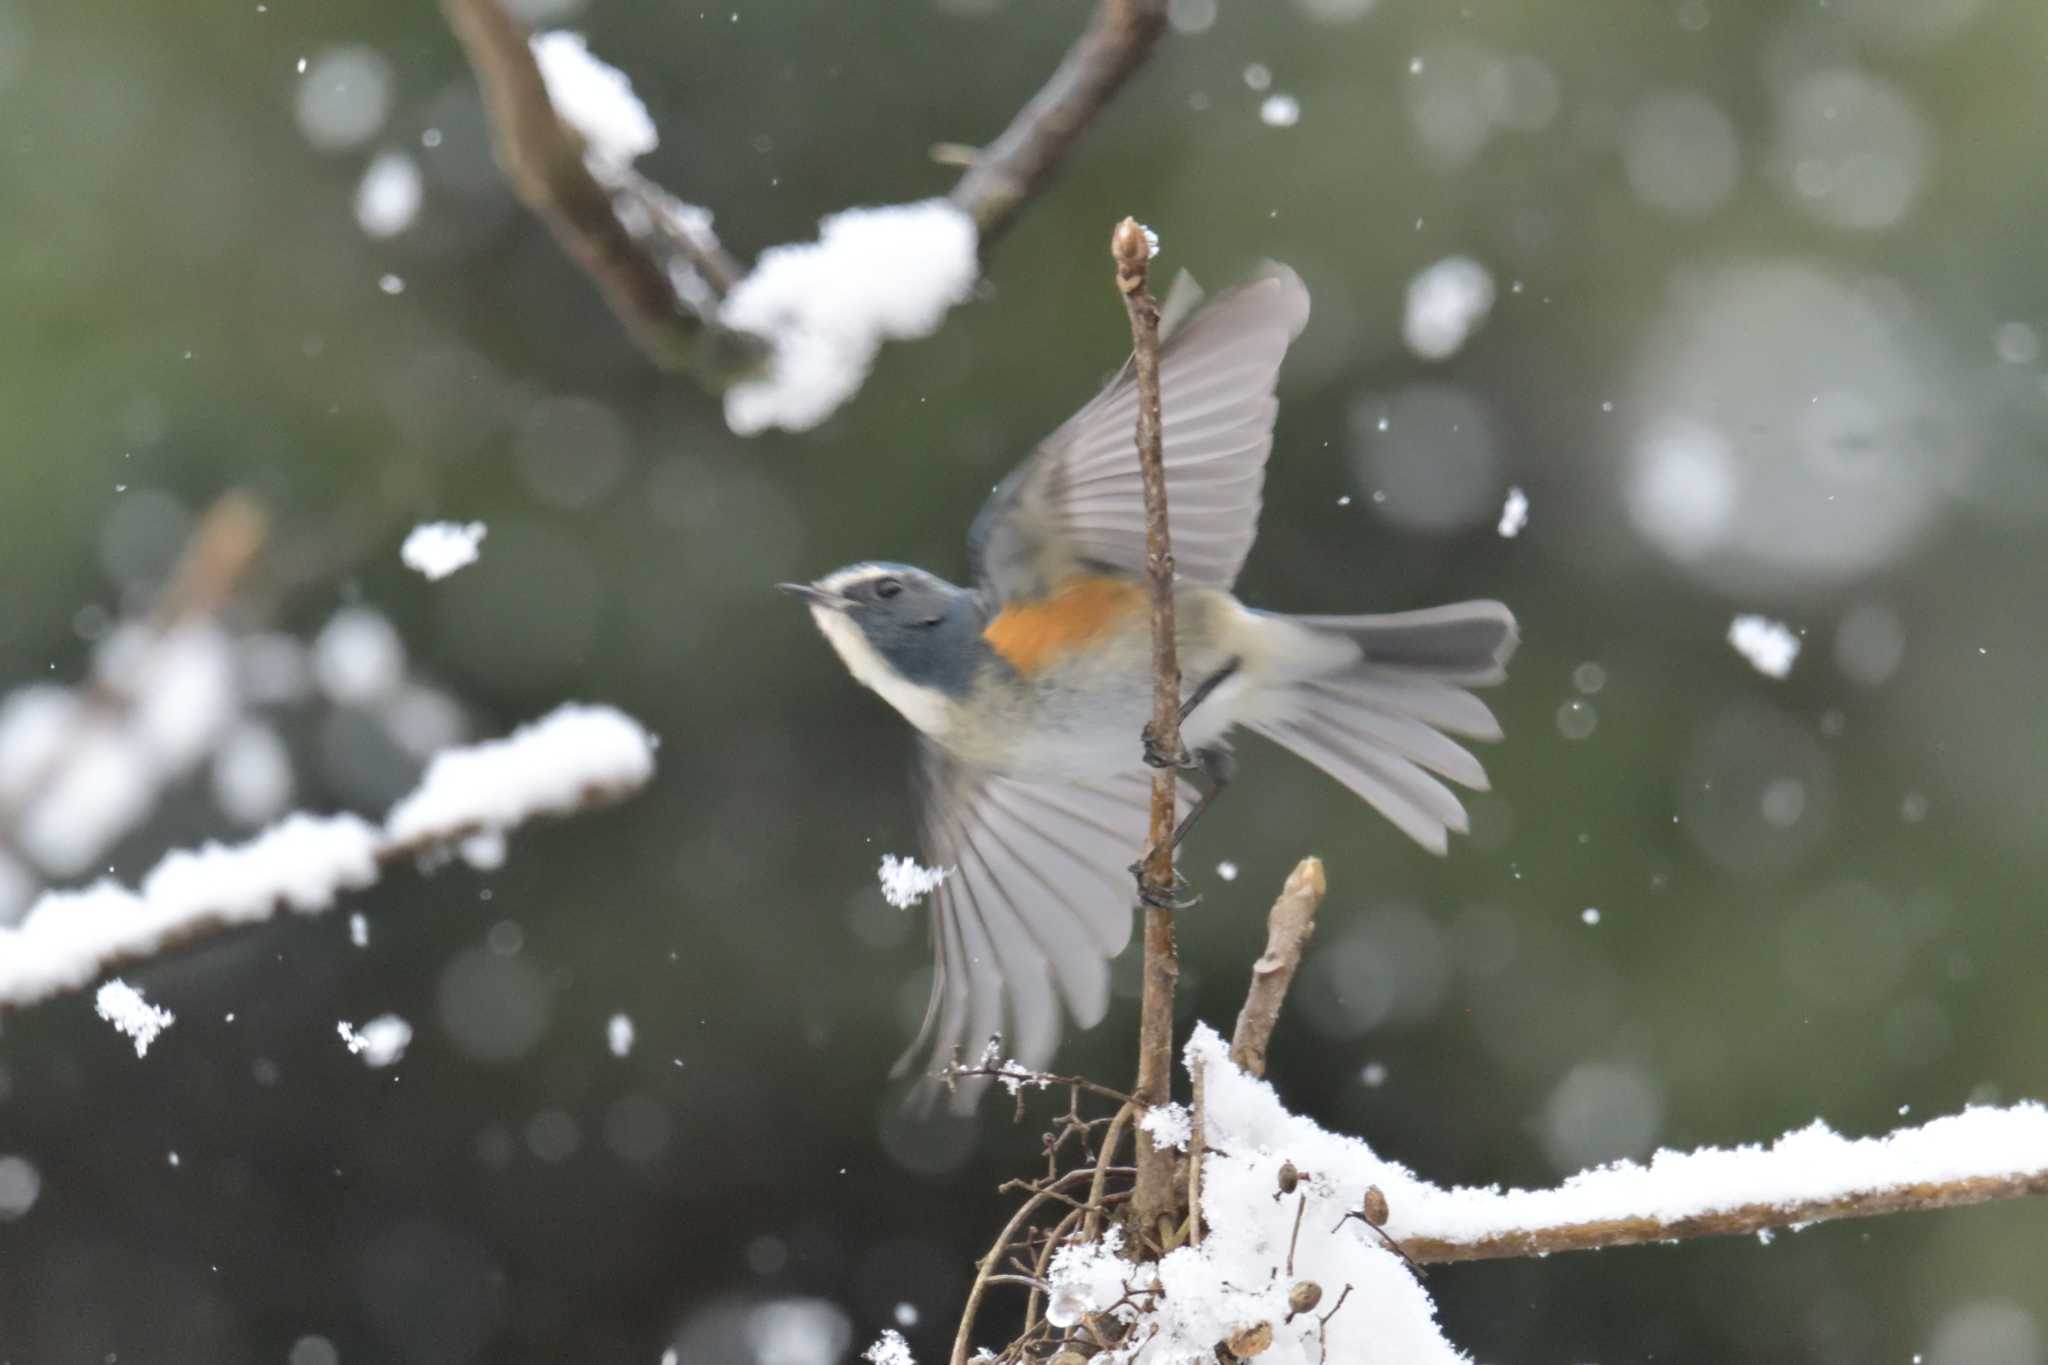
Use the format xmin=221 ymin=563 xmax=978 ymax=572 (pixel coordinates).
xmin=1362 ymin=1185 xmax=1390 ymax=1227
xmin=1287 ymin=1281 xmax=1323 ymax=1315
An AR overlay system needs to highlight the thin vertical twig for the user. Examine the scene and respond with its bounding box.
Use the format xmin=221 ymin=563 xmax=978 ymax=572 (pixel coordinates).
xmin=1113 ymin=216 xmax=1183 ymax=1247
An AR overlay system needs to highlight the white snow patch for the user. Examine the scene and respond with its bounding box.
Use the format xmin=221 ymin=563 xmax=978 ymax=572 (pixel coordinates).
xmin=338 ymin=1013 xmax=413 ymax=1067
xmin=877 ymin=854 xmax=949 ymax=910
xmin=384 ymin=703 xmax=656 ymax=848
xmin=1402 ymin=254 xmax=1496 ymax=361
xmin=1260 ymin=93 xmax=1302 ymax=127
xmin=720 ymin=200 xmax=979 ymax=435
xmin=312 ymin=607 xmax=406 ymax=706
xmin=529 ymin=30 xmax=657 ymax=170
xmin=1140 ymin=1101 xmax=1193 ymax=1152
xmin=1729 ymin=614 xmax=1801 ymax=678
xmin=355 ymin=149 xmax=423 ymax=237
xmin=861 ymin=1330 xmax=916 ymax=1365
xmin=400 ymin=521 xmax=486 ymax=580
xmin=1497 ymin=485 xmax=1529 ymax=537
xmin=95 ymin=979 xmax=175 ymax=1057
xmin=211 ymin=722 xmax=294 ymax=826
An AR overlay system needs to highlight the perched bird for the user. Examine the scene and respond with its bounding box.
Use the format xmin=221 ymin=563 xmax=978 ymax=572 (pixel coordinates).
xmin=783 ymin=266 xmax=1516 ymax=1107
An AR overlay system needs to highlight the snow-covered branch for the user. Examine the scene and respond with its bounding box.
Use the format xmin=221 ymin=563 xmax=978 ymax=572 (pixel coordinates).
xmin=0 ymin=704 xmax=655 ymax=1010
xmin=438 ymin=0 xmax=1169 ymax=433
xmin=0 ymin=495 xmax=266 ymax=909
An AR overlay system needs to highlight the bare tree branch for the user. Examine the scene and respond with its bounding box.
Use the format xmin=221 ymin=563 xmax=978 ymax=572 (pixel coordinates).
xmin=1403 ymin=1170 xmax=2048 ymax=1264
xmin=949 ymin=0 xmax=1170 ymax=250
xmin=440 ymin=0 xmax=1170 ymax=384
xmin=436 ymin=0 xmax=767 ymax=382
xmin=1115 ymin=216 xmax=1184 ymax=1248
xmin=1229 ymin=856 xmax=1327 ymax=1078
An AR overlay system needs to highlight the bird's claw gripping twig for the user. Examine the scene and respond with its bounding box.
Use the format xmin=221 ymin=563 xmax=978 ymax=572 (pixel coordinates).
xmin=1129 ymin=861 xmax=1199 ymax=911
xmin=1140 ymin=722 xmax=1195 ymax=771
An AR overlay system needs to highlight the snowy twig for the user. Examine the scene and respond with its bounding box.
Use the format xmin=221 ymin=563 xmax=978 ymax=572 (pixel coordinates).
xmin=948 ymin=0 xmax=1170 ymax=250
xmin=1116 ymin=215 xmax=1185 ymax=1251
xmin=0 ymin=704 xmax=655 ymax=1009
xmin=1400 ymin=1169 xmax=2048 ymax=1264
xmin=436 ymin=0 xmax=766 ymax=380
xmin=442 ymin=0 xmax=1169 ymax=397
xmin=1228 ymin=856 xmax=1326 ymax=1078
xmin=0 ymin=493 xmax=267 ymax=871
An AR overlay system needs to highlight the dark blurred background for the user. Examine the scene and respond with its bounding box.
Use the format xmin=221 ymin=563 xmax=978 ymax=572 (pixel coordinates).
xmin=4 ymin=0 xmax=2048 ymax=1360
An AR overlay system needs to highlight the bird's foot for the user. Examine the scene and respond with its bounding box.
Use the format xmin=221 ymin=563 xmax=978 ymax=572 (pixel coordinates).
xmin=1128 ymin=859 xmax=1200 ymax=911
xmin=1140 ymin=722 xmax=1195 ymax=771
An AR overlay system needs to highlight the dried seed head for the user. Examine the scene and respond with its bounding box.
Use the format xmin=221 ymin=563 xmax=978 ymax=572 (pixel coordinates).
xmin=1276 ymin=1161 xmax=1300 ymax=1195
xmin=1362 ymin=1185 xmax=1390 ymax=1227
xmin=1225 ymin=1321 xmax=1274 ymax=1358
xmin=1287 ymin=1281 xmax=1323 ymax=1315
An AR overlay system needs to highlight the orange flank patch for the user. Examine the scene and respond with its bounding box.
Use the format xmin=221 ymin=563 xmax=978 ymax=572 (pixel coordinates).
xmin=983 ymin=576 xmax=1147 ymax=674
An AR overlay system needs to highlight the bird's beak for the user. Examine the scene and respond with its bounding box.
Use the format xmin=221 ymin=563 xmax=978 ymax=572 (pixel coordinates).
xmin=777 ymin=582 xmax=846 ymax=610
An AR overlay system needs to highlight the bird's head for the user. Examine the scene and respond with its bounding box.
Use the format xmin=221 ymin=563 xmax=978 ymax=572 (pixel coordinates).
xmin=779 ymin=563 xmax=980 ymax=728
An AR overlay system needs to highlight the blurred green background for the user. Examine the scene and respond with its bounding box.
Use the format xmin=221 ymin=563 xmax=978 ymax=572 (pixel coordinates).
xmin=4 ymin=0 xmax=2048 ymax=1360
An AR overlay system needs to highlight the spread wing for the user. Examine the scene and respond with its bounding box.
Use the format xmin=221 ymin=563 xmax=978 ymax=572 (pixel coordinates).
xmin=898 ymin=739 xmax=1153 ymax=1112
xmin=968 ymin=265 xmax=1312 ymax=604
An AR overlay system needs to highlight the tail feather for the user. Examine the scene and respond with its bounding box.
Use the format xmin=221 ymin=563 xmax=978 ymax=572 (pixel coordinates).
xmin=1252 ymin=600 xmax=1517 ymax=854
xmin=1292 ymin=599 xmax=1518 ymax=685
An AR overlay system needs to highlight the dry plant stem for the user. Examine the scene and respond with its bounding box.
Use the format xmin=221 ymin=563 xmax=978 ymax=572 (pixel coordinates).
xmin=1114 ymin=216 xmax=1184 ymax=1248
xmin=950 ymin=0 xmax=1170 ymax=249
xmin=436 ymin=0 xmax=765 ymax=380
xmin=951 ymin=1167 xmax=1105 ymax=1365
xmin=1025 ymin=1206 xmax=1085 ymax=1332
xmin=1186 ymin=1056 xmax=1206 ymax=1247
xmin=1085 ymin=1103 xmax=1136 ymax=1243
xmin=0 ymin=493 xmax=267 ymax=857
xmin=1402 ymin=1169 xmax=2048 ymax=1264
xmin=1229 ymin=856 xmax=1328 ymax=1077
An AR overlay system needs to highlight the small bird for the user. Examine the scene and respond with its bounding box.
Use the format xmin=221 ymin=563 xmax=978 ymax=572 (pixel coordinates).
xmin=783 ymin=266 xmax=1516 ymax=1107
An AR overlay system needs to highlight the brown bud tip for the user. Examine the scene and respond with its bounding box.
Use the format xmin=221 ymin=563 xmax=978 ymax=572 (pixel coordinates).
xmin=1362 ymin=1185 xmax=1390 ymax=1227
xmin=1225 ymin=1321 xmax=1274 ymax=1358
xmin=1112 ymin=217 xmax=1152 ymax=269
xmin=1285 ymin=855 xmax=1327 ymax=901
xmin=1276 ymin=1161 xmax=1300 ymax=1195
xmin=1287 ymin=1281 xmax=1324 ymax=1315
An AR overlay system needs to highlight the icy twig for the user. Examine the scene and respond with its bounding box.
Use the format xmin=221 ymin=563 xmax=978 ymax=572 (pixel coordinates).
xmin=1115 ymin=215 xmax=1184 ymax=1250
xmin=0 ymin=704 xmax=655 ymax=1010
xmin=1228 ymin=856 xmax=1326 ymax=1078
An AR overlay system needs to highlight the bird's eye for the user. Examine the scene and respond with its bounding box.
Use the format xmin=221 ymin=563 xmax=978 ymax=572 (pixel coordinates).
xmin=875 ymin=577 xmax=904 ymax=599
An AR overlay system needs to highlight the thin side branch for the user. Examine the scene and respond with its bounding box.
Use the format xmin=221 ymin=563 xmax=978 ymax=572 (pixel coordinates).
xmin=436 ymin=0 xmax=766 ymax=380
xmin=949 ymin=0 xmax=1170 ymax=249
xmin=1228 ymin=856 xmax=1327 ymax=1078
xmin=1403 ymin=1170 xmax=2048 ymax=1264
xmin=1114 ymin=217 xmax=1183 ymax=1248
